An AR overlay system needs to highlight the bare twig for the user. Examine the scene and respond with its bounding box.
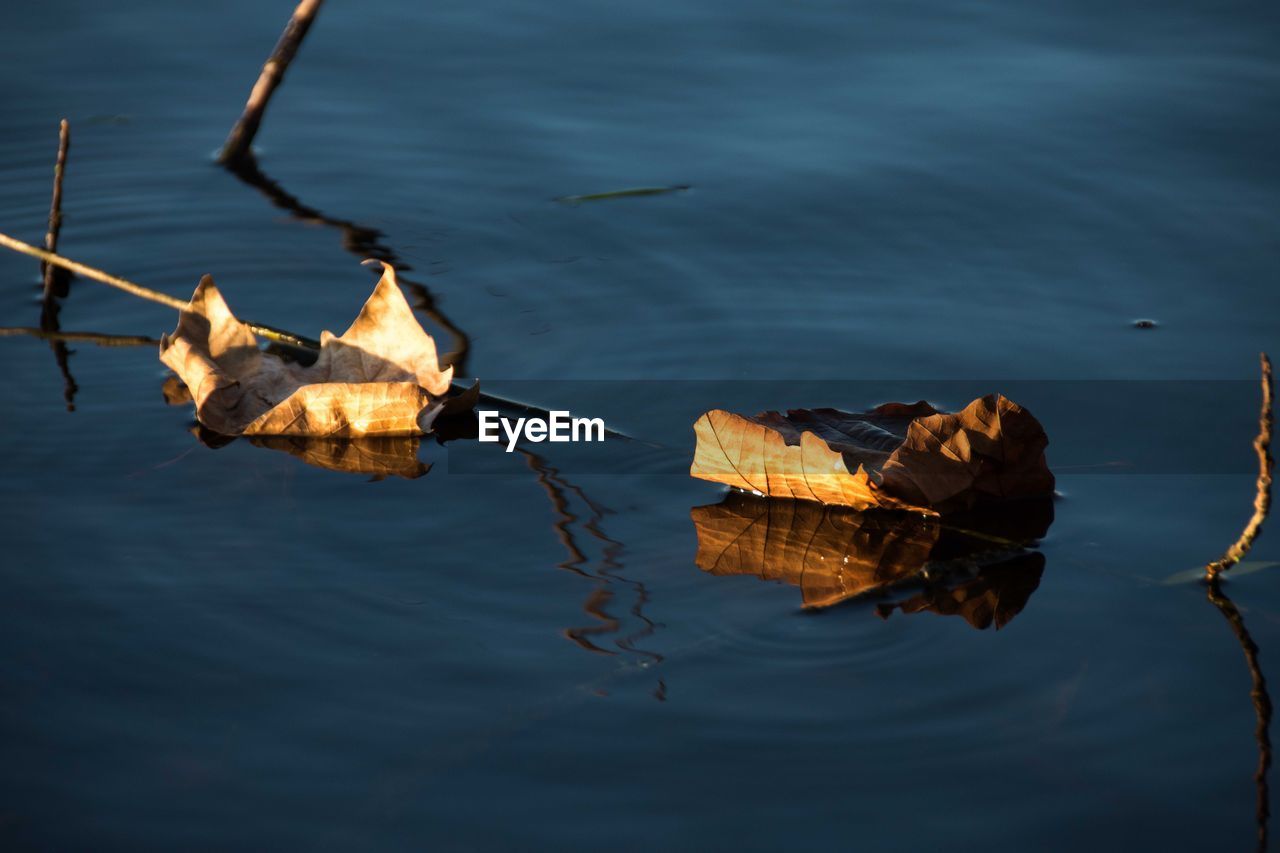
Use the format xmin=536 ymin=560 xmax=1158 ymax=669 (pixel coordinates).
xmin=1208 ymin=353 xmax=1274 ymax=579
xmin=37 ymin=120 xmax=77 ymax=410
xmin=42 ymin=119 xmax=70 ymax=303
xmin=1207 ymin=577 xmax=1273 ymax=852
xmin=218 ymin=0 xmax=324 ymax=164
xmin=0 ymin=232 xmax=317 ymax=349
xmin=0 ymin=327 xmax=159 ymax=346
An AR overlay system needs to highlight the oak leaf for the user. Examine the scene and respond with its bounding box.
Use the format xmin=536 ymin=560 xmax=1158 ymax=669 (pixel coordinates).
xmin=690 ymin=395 xmax=1053 ymax=513
xmin=159 ymin=262 xmax=453 ymax=436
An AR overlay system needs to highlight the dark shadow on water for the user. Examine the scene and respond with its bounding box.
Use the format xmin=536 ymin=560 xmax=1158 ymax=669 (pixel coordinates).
xmin=691 ymin=491 xmax=1053 ymax=628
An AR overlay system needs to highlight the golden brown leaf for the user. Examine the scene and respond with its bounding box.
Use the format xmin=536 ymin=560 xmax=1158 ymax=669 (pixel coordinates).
xmin=690 ymin=395 xmax=1053 ymax=512
xmin=880 ymin=395 xmax=1055 ymax=511
xmin=159 ymin=262 xmax=454 ymax=436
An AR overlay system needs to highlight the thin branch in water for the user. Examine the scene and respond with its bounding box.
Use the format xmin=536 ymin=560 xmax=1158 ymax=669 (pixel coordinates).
xmin=0 ymin=327 xmax=159 ymax=346
xmin=37 ymin=120 xmax=77 ymax=411
xmin=0 ymin=233 xmax=318 ymax=349
xmin=1209 ymin=353 xmax=1274 ymax=579
xmin=218 ymin=0 xmax=324 ymax=165
xmin=42 ymin=119 xmax=71 ymax=304
xmin=1206 ymin=577 xmax=1272 ymax=852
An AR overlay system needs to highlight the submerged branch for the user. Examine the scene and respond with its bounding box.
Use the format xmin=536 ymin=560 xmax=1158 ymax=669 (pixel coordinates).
xmin=218 ymin=0 xmax=324 ymax=165
xmin=1208 ymin=353 xmax=1274 ymax=579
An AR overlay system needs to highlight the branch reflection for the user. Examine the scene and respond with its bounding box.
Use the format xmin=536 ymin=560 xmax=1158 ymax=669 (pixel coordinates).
xmin=223 ymin=154 xmax=471 ymax=373
xmin=1206 ymin=577 xmax=1272 ymax=852
xmin=522 ymin=451 xmax=663 ymax=671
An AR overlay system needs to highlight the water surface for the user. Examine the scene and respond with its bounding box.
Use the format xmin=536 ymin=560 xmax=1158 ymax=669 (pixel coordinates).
xmin=1 ymin=1 xmax=1278 ymax=849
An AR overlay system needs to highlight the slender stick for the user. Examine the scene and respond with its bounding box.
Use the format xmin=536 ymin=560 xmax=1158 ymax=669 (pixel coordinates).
xmin=37 ymin=120 xmax=78 ymax=410
xmin=0 ymin=232 xmax=317 ymax=348
xmin=42 ymin=119 xmax=70 ymax=302
xmin=1208 ymin=353 xmax=1274 ymax=578
xmin=0 ymin=327 xmax=159 ymax=346
xmin=218 ymin=0 xmax=324 ymax=164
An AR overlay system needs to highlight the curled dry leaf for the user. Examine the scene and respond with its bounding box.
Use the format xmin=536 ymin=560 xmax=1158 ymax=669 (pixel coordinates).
xmin=691 ymin=395 xmax=1053 ymax=513
xmin=159 ymin=262 xmax=454 ymax=436
xmin=691 ymin=491 xmax=1052 ymax=616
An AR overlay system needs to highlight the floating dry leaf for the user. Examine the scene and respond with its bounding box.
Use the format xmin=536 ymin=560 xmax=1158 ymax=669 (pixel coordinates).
xmin=159 ymin=261 xmax=455 ymax=436
xmin=691 ymin=491 xmax=1052 ymax=614
xmin=691 ymin=395 xmax=1053 ymax=513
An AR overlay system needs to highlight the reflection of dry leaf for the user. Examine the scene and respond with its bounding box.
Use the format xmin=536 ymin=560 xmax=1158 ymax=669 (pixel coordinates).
xmin=691 ymin=395 xmax=1052 ymax=513
xmin=876 ymin=552 xmax=1045 ymax=630
xmin=249 ymin=436 xmax=431 ymax=479
xmin=691 ymin=492 xmax=1052 ymax=617
xmin=162 ymin=374 xmax=192 ymax=406
xmin=692 ymin=493 xmax=940 ymax=608
xmin=159 ymin=262 xmax=454 ymax=436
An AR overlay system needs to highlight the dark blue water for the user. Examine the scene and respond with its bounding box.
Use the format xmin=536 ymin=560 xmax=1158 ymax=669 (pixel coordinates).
xmin=1 ymin=1 xmax=1278 ymax=849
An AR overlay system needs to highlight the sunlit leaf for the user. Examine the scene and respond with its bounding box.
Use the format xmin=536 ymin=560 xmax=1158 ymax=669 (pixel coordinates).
xmin=691 ymin=395 xmax=1053 ymax=513
xmin=159 ymin=262 xmax=457 ymax=436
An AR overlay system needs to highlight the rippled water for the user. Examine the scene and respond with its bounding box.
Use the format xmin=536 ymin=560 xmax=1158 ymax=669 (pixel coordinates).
xmin=2 ymin=1 xmax=1278 ymax=849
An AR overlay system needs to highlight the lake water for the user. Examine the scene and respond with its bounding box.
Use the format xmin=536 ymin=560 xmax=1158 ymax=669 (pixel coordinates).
xmin=1 ymin=1 xmax=1278 ymax=849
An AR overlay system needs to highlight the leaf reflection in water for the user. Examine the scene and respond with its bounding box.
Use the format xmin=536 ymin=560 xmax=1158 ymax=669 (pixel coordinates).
xmin=248 ymin=435 xmax=431 ymax=480
xmin=184 ymin=422 xmax=430 ymax=480
xmin=691 ymin=491 xmax=1052 ymax=626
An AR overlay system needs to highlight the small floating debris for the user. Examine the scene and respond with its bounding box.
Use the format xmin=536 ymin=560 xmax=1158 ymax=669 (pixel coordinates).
xmin=1132 ymin=318 xmax=1159 ymax=329
xmin=555 ymin=185 xmax=690 ymax=204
